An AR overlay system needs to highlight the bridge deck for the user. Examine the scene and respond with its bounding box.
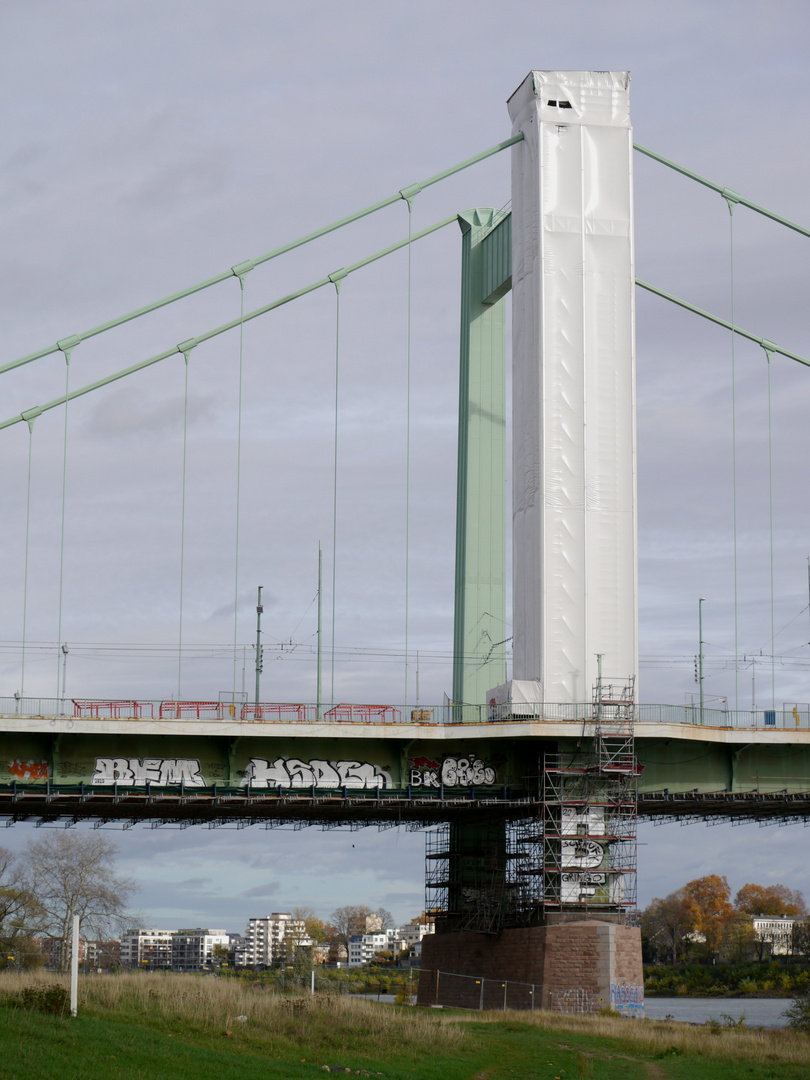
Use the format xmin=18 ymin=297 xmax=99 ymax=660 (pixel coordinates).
xmin=1 ymin=714 xmax=809 ymax=824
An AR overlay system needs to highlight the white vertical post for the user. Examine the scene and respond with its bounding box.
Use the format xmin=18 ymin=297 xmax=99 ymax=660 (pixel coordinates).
xmin=70 ymin=914 xmax=80 ymax=1017
xmin=507 ymin=71 xmax=638 ymax=703
xmin=311 ymin=968 xmax=315 ymax=996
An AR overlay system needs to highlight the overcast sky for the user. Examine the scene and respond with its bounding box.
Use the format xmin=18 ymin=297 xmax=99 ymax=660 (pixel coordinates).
xmin=2 ymin=1 xmax=810 ymax=932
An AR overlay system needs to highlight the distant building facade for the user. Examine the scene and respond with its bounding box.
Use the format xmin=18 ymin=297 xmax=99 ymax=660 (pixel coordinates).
xmin=347 ymin=922 xmax=434 ymax=967
xmin=234 ymin=913 xmax=312 ymax=968
xmin=171 ymin=928 xmax=230 ymax=972
xmin=752 ymin=914 xmax=800 ymax=956
xmin=121 ymin=929 xmax=173 ymax=970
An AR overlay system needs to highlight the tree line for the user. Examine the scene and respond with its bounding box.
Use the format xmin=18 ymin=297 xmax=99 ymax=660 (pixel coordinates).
xmin=640 ymin=875 xmax=809 ymax=964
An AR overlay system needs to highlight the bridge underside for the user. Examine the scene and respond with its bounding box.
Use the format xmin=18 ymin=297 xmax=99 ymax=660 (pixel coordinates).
xmin=2 ymin=787 xmax=809 ymax=827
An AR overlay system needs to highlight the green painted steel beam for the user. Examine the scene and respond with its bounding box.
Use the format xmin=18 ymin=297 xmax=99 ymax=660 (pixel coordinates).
xmin=0 ymin=134 xmax=524 ymax=379
xmin=453 ymin=210 xmax=508 ymax=707
xmin=0 ymin=214 xmax=458 ymax=432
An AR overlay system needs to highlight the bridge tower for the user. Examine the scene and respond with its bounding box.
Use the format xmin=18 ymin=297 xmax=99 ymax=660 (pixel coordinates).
xmin=421 ymin=71 xmax=643 ymax=1014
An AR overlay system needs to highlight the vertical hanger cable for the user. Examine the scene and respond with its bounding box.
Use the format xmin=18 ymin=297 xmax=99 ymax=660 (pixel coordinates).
xmin=329 ymin=274 xmax=344 ymax=706
xmin=177 ymin=343 xmax=193 ymax=700
xmin=725 ymin=195 xmax=740 ymax=710
xmin=55 ymin=350 xmax=73 ymax=707
xmin=20 ymin=421 xmax=35 ymax=701
xmin=765 ymin=346 xmax=776 ymax=710
xmin=404 ymin=199 xmax=413 ymax=706
xmin=232 ymin=279 xmax=247 ymax=699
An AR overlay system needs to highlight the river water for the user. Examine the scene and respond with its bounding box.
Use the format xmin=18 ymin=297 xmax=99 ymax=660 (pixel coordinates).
xmin=360 ymin=993 xmax=792 ymax=1027
xmin=644 ymin=997 xmax=791 ymax=1028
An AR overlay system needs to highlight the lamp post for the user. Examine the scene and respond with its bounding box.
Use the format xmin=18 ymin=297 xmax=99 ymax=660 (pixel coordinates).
xmin=698 ymin=598 xmax=706 ymax=725
xmin=255 ymin=586 xmax=263 ymax=711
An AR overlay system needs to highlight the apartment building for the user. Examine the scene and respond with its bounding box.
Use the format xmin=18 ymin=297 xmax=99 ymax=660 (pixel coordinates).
xmin=120 ymin=928 xmax=173 ymax=970
xmin=235 ymin=913 xmax=312 ymax=968
xmin=171 ymin=928 xmax=230 ymax=972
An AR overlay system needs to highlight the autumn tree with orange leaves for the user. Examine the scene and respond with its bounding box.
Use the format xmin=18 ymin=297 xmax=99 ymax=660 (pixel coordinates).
xmin=735 ymin=883 xmax=806 ymax=917
xmin=680 ymin=875 xmax=734 ymax=957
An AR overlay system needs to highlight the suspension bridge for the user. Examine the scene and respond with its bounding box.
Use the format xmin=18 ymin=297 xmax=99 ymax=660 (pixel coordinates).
xmin=2 ymin=70 xmax=810 ymax=1011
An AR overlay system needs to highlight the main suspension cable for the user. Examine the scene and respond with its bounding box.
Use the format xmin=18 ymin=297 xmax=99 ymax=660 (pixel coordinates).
xmin=1 ymin=136 xmax=523 ymax=378
xmin=1 ymin=215 xmax=458 ymax=433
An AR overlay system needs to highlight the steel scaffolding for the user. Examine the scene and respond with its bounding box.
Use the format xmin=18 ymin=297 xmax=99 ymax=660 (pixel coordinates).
xmin=511 ymin=667 xmax=638 ymax=919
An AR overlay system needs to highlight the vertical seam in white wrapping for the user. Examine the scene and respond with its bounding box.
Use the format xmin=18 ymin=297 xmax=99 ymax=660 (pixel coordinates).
xmin=583 ymin=116 xmax=591 ymax=691
xmin=542 ymin=118 xmax=548 ymax=686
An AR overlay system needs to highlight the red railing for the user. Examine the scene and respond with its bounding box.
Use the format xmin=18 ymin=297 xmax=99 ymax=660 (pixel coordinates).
xmin=324 ymin=703 xmax=402 ymax=724
xmin=73 ymin=699 xmax=145 ymax=718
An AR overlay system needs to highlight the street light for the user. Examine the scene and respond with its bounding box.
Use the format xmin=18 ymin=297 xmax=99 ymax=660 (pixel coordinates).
xmin=698 ymin=598 xmax=706 ymax=725
xmin=255 ymin=586 xmax=263 ymax=710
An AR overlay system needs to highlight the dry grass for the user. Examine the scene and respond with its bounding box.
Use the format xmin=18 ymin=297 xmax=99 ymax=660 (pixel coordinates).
xmin=2 ymin=970 xmax=808 ymax=1073
xmin=473 ymin=1005 xmax=810 ymax=1069
xmin=0 ymin=970 xmax=465 ymax=1060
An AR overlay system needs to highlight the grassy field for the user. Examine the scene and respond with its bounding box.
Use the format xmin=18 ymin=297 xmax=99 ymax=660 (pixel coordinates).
xmin=0 ymin=971 xmax=808 ymax=1080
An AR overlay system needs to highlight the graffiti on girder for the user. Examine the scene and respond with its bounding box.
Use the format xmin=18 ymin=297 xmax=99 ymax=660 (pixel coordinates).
xmin=407 ymin=753 xmax=496 ymax=788
xmin=9 ymin=759 xmax=50 ymax=781
xmin=240 ymin=757 xmax=392 ymax=789
xmin=92 ymin=757 xmax=205 ymax=787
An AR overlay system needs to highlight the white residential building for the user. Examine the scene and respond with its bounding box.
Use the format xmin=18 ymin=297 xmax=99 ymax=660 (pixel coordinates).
xmin=752 ymin=915 xmax=800 ymax=956
xmin=171 ymin=928 xmax=230 ymax=972
xmin=236 ymin=913 xmax=312 ymax=968
xmin=348 ymin=930 xmax=396 ymax=967
xmin=120 ymin=928 xmax=173 ymax=970
xmin=347 ymin=923 xmax=434 ymax=967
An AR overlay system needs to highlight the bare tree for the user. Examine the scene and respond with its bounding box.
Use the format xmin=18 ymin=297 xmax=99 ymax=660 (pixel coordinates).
xmin=329 ymin=905 xmax=377 ymax=957
xmin=24 ymin=832 xmax=136 ymax=971
xmin=641 ymin=891 xmax=698 ymax=965
xmin=0 ymin=846 xmax=43 ymax=968
xmin=293 ymin=906 xmax=327 ymax=943
xmin=375 ymin=907 xmax=395 ymax=931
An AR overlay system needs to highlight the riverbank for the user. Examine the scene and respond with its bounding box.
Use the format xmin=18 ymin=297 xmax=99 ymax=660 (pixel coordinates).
xmin=1 ymin=971 xmax=809 ymax=1080
xmin=644 ymin=962 xmax=810 ymax=998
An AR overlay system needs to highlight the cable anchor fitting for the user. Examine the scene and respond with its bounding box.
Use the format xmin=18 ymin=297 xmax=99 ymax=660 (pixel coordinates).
xmin=399 ymin=182 xmax=422 ymax=211
xmin=177 ymin=338 xmax=199 ymax=366
xmin=231 ymin=259 xmax=255 ymax=289
xmin=328 ymin=267 xmax=348 ymax=294
xmin=56 ymin=334 xmax=82 ymax=365
xmin=721 ymin=188 xmax=742 ymax=215
xmin=21 ymin=405 xmax=42 ymax=433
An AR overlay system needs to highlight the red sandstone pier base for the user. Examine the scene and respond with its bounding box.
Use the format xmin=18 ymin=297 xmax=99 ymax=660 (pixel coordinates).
xmin=417 ymin=919 xmax=644 ymax=1015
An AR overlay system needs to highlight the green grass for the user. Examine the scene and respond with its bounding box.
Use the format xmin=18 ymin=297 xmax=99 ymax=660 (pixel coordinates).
xmin=0 ymin=972 xmax=808 ymax=1080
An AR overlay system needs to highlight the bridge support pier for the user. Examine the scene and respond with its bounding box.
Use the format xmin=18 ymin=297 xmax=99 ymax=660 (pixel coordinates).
xmin=416 ymin=917 xmax=643 ymax=1014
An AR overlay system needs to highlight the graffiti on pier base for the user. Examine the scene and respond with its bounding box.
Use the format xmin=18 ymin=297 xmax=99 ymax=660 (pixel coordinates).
xmin=610 ymin=982 xmax=644 ymax=1018
xmin=92 ymin=757 xmax=205 ymax=787
xmin=240 ymin=757 xmax=392 ymax=789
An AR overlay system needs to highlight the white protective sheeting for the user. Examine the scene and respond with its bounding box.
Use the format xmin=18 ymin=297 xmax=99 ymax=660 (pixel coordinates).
xmin=507 ymin=71 xmax=638 ymax=704
xmin=487 ymin=679 xmax=543 ymax=718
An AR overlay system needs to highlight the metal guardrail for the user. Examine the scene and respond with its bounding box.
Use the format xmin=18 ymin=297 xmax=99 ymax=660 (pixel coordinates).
xmin=0 ymin=697 xmax=806 ymax=729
